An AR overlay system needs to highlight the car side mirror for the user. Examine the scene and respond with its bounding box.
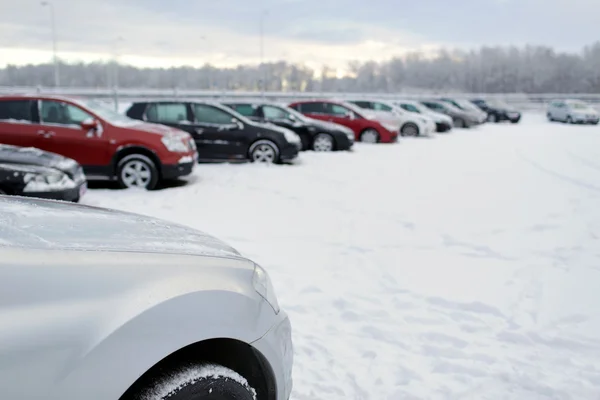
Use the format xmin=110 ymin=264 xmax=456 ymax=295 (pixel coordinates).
xmin=346 ymin=112 xmax=355 ymax=120
xmin=81 ymin=118 xmax=98 ymax=131
xmin=231 ymin=118 xmax=243 ymax=130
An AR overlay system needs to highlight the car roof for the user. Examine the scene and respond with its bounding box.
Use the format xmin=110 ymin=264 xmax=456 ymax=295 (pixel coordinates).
xmin=0 ymin=196 xmax=244 ymax=260
xmin=0 ymin=94 xmax=83 ymax=102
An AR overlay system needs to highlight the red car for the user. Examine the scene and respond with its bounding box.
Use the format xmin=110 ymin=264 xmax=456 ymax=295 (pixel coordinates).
xmin=288 ymin=100 xmax=400 ymax=143
xmin=0 ymin=95 xmax=197 ymax=190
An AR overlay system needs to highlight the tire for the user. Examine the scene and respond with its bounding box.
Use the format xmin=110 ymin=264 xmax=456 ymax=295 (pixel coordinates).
xmin=360 ymin=129 xmax=380 ymax=143
xmin=453 ymin=118 xmax=466 ymax=128
xmin=249 ymin=140 xmax=279 ymax=163
xmin=312 ymin=133 xmax=335 ymax=151
xmin=488 ymin=113 xmax=497 ymax=123
xmin=117 ymin=154 xmax=159 ymax=190
xmin=547 ymin=113 xmax=554 ymax=122
xmin=143 ymin=364 xmax=256 ymax=400
xmin=567 ymin=116 xmax=573 ymax=124
xmin=400 ymin=123 xmax=419 ymax=137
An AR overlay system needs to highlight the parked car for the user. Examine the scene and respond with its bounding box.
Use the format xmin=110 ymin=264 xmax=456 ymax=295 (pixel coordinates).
xmin=420 ymin=100 xmax=480 ymax=128
xmin=439 ymin=98 xmax=487 ymax=124
xmin=0 ymin=196 xmax=293 ymax=400
xmin=346 ymin=99 xmax=436 ymax=137
xmin=0 ymin=95 xmax=197 ymax=190
xmin=222 ymin=101 xmax=354 ymax=152
xmin=546 ymin=99 xmax=599 ymax=125
xmin=470 ymin=99 xmax=522 ymax=123
xmin=0 ymin=144 xmax=87 ymax=202
xmin=287 ymin=100 xmax=400 ymax=143
xmin=126 ymin=101 xmax=302 ymax=163
xmin=394 ymin=100 xmax=453 ymax=132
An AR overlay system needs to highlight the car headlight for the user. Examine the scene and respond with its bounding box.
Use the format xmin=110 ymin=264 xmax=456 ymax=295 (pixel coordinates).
xmin=381 ymin=122 xmax=398 ymax=132
xmin=161 ymin=135 xmax=189 ymax=152
xmin=253 ymin=264 xmax=280 ymax=314
xmin=282 ymin=129 xmax=301 ymax=144
xmin=23 ymin=171 xmax=71 ymax=192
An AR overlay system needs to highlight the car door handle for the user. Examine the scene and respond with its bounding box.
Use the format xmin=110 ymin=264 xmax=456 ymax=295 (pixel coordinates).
xmin=195 ymin=128 xmax=204 ymax=134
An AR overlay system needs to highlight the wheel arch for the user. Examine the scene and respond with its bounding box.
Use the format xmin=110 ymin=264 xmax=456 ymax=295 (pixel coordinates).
xmin=359 ymin=127 xmax=381 ymax=141
xmin=313 ymin=132 xmax=337 ymax=150
xmin=111 ymin=145 xmax=163 ymax=178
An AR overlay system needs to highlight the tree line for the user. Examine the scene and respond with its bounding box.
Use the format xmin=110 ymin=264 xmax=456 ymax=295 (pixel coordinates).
xmin=1 ymin=42 xmax=599 ymax=93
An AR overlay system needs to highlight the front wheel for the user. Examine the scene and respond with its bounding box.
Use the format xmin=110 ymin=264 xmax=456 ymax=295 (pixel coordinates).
xmin=567 ymin=116 xmax=573 ymax=124
xmin=360 ymin=129 xmax=380 ymax=143
xmin=141 ymin=364 xmax=256 ymax=400
xmin=487 ymin=113 xmax=497 ymax=123
xmin=312 ymin=133 xmax=335 ymax=151
xmin=249 ymin=140 xmax=279 ymax=163
xmin=117 ymin=154 xmax=159 ymax=190
xmin=401 ymin=123 xmax=419 ymax=137
xmin=453 ymin=118 xmax=466 ymax=128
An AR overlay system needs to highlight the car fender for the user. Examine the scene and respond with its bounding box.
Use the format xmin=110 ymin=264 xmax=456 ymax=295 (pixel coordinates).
xmin=48 ymin=257 xmax=276 ymax=400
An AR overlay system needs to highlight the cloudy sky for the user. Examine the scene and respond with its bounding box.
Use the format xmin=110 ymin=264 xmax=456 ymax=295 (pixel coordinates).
xmin=0 ymin=0 xmax=598 ymax=71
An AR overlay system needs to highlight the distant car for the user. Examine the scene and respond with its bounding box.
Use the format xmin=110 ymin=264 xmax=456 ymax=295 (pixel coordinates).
xmin=0 ymin=196 xmax=293 ymax=400
xmin=0 ymin=144 xmax=87 ymax=202
xmin=126 ymin=101 xmax=302 ymax=163
xmin=288 ymin=100 xmax=400 ymax=143
xmin=470 ymin=99 xmax=521 ymax=123
xmin=546 ymin=100 xmax=599 ymax=125
xmin=346 ymin=99 xmax=436 ymax=137
xmin=222 ymin=102 xmax=354 ymax=152
xmin=394 ymin=100 xmax=453 ymax=132
xmin=439 ymin=98 xmax=487 ymax=124
xmin=0 ymin=95 xmax=197 ymax=190
xmin=420 ymin=100 xmax=480 ymax=128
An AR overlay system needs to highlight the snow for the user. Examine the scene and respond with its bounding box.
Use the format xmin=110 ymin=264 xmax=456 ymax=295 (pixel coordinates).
xmin=82 ymin=113 xmax=600 ymax=399
xmin=140 ymin=363 xmax=257 ymax=400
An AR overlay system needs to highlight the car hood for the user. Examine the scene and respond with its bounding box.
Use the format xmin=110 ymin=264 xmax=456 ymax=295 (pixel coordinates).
xmin=365 ymin=110 xmax=402 ymax=125
xmin=120 ymin=121 xmax=190 ymax=138
xmin=308 ymin=118 xmax=353 ymax=134
xmin=0 ymin=144 xmax=80 ymax=175
xmin=573 ymin=108 xmax=598 ymax=115
xmin=0 ymin=196 xmax=244 ymax=260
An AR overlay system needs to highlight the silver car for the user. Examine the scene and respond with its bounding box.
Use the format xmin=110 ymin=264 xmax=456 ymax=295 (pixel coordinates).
xmin=0 ymin=196 xmax=293 ymax=400
xmin=547 ymin=99 xmax=600 ymax=125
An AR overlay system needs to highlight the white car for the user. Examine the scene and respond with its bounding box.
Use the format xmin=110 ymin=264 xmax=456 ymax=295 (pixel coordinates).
xmin=347 ymin=99 xmax=436 ymax=137
xmin=394 ymin=100 xmax=454 ymax=132
xmin=547 ymin=99 xmax=600 ymax=125
xmin=0 ymin=196 xmax=293 ymax=400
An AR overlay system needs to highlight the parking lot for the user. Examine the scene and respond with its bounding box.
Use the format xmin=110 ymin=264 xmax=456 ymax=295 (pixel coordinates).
xmin=81 ymin=113 xmax=600 ymax=399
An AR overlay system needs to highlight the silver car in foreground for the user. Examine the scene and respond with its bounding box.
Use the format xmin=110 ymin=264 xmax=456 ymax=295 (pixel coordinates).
xmin=0 ymin=196 xmax=293 ymax=400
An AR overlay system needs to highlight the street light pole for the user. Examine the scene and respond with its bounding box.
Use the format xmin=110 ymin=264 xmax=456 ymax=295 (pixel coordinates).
xmin=41 ymin=1 xmax=59 ymax=87
xmin=259 ymin=10 xmax=268 ymax=97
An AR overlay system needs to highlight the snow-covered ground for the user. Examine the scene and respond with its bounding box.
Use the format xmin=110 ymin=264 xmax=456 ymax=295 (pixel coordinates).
xmin=83 ymin=114 xmax=600 ymax=399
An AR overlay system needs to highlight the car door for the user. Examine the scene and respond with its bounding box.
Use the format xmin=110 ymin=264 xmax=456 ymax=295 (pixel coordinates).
xmin=296 ymin=102 xmax=329 ymax=122
xmin=34 ymin=99 xmax=110 ymax=168
xmin=323 ymin=103 xmax=357 ymax=127
xmin=0 ymin=99 xmax=39 ymax=147
xmin=191 ymin=103 xmax=247 ymax=160
xmin=143 ymin=101 xmax=197 ymax=144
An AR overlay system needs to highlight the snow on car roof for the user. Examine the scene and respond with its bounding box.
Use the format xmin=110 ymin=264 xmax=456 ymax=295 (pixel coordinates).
xmin=0 ymin=196 xmax=243 ymax=259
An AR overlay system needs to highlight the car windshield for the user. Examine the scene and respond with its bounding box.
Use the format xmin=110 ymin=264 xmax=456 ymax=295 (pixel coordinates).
xmin=281 ymin=105 xmax=310 ymax=122
xmin=77 ymin=99 xmax=134 ymax=123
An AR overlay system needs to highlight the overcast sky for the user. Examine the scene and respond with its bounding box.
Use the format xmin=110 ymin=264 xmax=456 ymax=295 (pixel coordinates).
xmin=0 ymin=0 xmax=598 ymax=70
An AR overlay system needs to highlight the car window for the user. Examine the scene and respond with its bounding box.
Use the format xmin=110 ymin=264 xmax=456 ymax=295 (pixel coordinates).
xmin=299 ymin=102 xmax=325 ymax=114
xmin=374 ymin=102 xmax=393 ymax=112
xmin=0 ymin=100 xmax=33 ymax=122
xmin=263 ymin=105 xmax=289 ymax=120
xmin=400 ymin=104 xmax=421 ymax=113
xmin=40 ymin=100 xmax=94 ymax=126
xmin=193 ymin=104 xmax=234 ymax=124
xmin=145 ymin=103 xmax=189 ymax=123
xmin=351 ymin=101 xmax=371 ymax=109
xmin=228 ymin=104 xmax=256 ymax=117
xmin=326 ymin=103 xmax=351 ymax=116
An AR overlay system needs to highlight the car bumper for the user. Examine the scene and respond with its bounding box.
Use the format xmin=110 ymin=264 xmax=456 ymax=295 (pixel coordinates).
xmin=162 ymin=154 xmax=197 ymax=180
xmin=21 ymin=180 xmax=87 ymax=202
xmin=280 ymin=142 xmax=301 ymax=161
xmin=334 ymin=133 xmax=354 ymax=150
xmin=381 ymin=130 xmax=399 ymax=143
xmin=573 ymin=116 xmax=599 ymax=124
xmin=436 ymin=122 xmax=452 ymax=132
xmin=251 ymin=312 xmax=293 ymax=400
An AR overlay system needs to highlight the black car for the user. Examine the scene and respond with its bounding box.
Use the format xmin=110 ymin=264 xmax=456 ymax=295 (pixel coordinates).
xmin=471 ymin=99 xmax=522 ymax=123
xmin=126 ymin=101 xmax=302 ymax=163
xmin=0 ymin=144 xmax=87 ymax=202
xmin=222 ymin=102 xmax=355 ymax=152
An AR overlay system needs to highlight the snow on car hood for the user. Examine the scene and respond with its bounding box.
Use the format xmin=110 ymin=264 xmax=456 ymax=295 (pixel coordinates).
xmin=0 ymin=196 xmax=243 ymax=259
xmin=366 ymin=110 xmax=403 ymax=126
xmin=309 ymin=118 xmax=354 ymax=134
xmin=0 ymin=144 xmax=80 ymax=174
xmin=125 ymin=121 xmax=190 ymax=138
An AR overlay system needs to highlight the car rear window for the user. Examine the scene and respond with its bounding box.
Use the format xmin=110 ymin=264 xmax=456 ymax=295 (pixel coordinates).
xmin=0 ymin=100 xmax=33 ymax=122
